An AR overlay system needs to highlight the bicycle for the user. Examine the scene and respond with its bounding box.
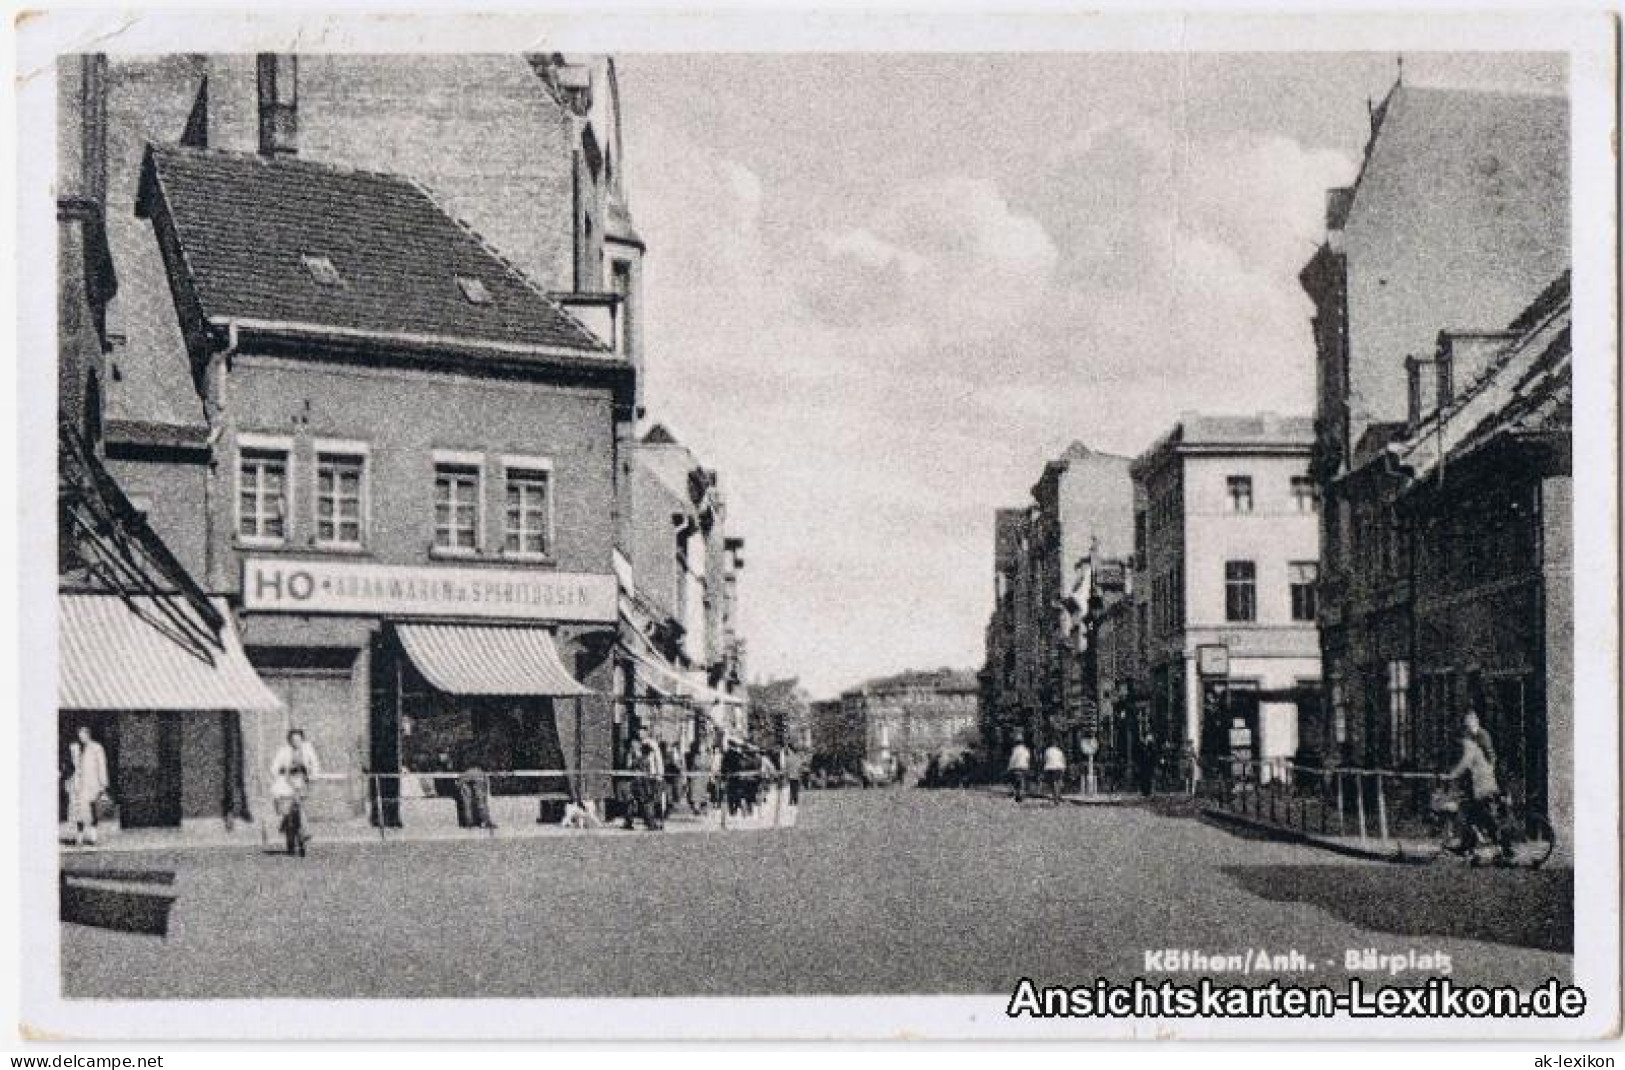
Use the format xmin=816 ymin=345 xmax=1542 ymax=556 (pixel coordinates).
xmin=1428 ymin=782 xmax=1555 ymax=869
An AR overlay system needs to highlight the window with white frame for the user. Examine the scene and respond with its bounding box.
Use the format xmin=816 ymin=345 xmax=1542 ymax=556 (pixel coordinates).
xmin=503 ymin=465 xmax=552 ymax=557
xmin=1330 ymin=674 xmax=1347 ymax=746
xmin=315 ymin=450 xmax=366 ymax=548
xmin=434 ymin=463 xmax=481 ymax=552
xmin=238 ymin=442 xmax=290 ymax=543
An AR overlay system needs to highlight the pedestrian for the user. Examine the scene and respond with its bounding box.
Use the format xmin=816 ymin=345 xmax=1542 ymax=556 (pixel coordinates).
xmin=662 ymin=740 xmax=685 ymax=817
xmin=1136 ymin=732 xmax=1158 ymax=797
xmin=688 ymin=740 xmax=712 ymax=815
xmin=270 ymin=728 xmax=321 ymax=855
xmin=1007 ymin=736 xmax=1031 ymax=804
xmin=622 ymin=732 xmax=652 ymax=830
xmin=781 ymin=745 xmax=804 ymax=807
xmin=1042 ymin=740 xmax=1067 ymax=806
xmin=65 ymin=725 xmax=110 ymax=847
xmin=721 ymin=741 xmax=744 ymax=816
xmin=758 ymin=749 xmax=778 ymax=815
xmin=1446 ymin=722 xmax=1512 ymax=863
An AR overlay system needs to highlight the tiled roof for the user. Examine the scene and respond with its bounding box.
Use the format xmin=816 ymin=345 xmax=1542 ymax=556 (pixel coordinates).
xmin=141 ymin=144 xmax=611 ymax=356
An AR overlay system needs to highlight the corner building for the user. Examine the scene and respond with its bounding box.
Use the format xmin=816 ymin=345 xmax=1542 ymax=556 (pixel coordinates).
xmin=134 ymin=143 xmax=631 ymax=822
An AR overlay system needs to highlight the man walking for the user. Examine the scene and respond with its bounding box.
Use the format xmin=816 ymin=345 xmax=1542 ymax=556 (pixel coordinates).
xmin=1007 ymin=736 xmax=1031 ymax=804
xmin=1042 ymin=739 xmax=1067 ymax=806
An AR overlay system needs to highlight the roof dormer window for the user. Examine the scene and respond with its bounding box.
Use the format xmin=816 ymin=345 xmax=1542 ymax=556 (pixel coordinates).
xmin=301 ymin=254 xmax=342 ymax=288
xmin=456 ymin=275 xmax=492 ymax=306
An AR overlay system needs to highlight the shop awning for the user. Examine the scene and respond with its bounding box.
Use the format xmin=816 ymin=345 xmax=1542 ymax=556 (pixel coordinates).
xmin=59 ymin=594 xmax=282 ymax=712
xmin=397 ymin=624 xmax=592 ymax=697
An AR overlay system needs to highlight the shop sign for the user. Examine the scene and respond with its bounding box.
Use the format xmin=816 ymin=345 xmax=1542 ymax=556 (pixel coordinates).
xmin=242 ymin=557 xmax=617 ymax=623
xmin=1196 ymin=643 xmax=1230 ymax=678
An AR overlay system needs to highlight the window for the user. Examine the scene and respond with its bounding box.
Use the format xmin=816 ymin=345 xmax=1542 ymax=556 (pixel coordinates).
xmin=456 ymin=276 xmax=492 ymax=306
xmin=316 ymin=452 xmax=366 ymax=548
xmin=1291 ymin=475 xmax=1321 ymax=513
xmin=611 ymin=259 xmax=633 ymax=354
xmin=1227 ymin=475 xmax=1253 ymax=513
xmin=238 ymin=445 xmax=289 ymax=543
xmin=504 ymin=468 xmax=551 ymax=557
xmin=1330 ymin=675 xmax=1348 ymax=746
xmin=1387 ymin=660 xmax=1412 ymax=765
xmin=301 ymin=254 xmax=342 ymax=288
xmin=434 ymin=463 xmax=481 ymax=552
xmin=1289 ymin=561 xmax=1319 ymax=622
xmin=1133 ymin=510 xmax=1147 ymax=564
xmin=1224 ymin=560 xmax=1256 ymax=622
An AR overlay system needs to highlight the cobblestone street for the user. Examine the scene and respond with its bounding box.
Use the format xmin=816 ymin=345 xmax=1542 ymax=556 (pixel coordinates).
xmin=62 ymin=788 xmax=1571 ymax=999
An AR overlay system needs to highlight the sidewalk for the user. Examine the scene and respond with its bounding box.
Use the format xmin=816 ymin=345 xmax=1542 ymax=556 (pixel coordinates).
xmin=60 ymin=792 xmax=799 ymax=856
xmin=1201 ymin=805 xmax=1441 ymax=863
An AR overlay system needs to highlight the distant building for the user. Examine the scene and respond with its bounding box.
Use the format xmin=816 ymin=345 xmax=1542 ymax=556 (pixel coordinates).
xmin=619 ymin=424 xmax=749 ymax=751
xmin=1130 ymin=414 xmax=1321 ymax=775
xmin=820 ymin=669 xmax=979 ymax=773
xmin=978 ymin=442 xmax=1134 ymax=756
xmin=747 ymin=677 xmax=813 ymax=752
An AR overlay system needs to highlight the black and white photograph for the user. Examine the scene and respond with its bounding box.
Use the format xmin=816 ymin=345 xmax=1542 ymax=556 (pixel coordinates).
xmin=11 ymin=7 xmax=1620 ymax=1047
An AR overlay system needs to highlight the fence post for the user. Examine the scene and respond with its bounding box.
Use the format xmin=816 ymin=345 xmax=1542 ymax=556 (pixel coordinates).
xmin=1354 ymin=771 xmax=1369 ymax=843
xmin=372 ymin=774 xmax=387 ymax=841
xmin=1335 ymin=772 xmax=1346 ymax=835
xmin=1376 ymin=773 xmax=1390 ymax=842
xmin=486 ymin=772 xmax=496 ymax=839
xmin=773 ymin=775 xmax=784 ymax=827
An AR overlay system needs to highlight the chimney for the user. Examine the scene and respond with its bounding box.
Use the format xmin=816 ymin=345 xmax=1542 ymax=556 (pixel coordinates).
xmin=257 ymin=54 xmax=298 ymax=156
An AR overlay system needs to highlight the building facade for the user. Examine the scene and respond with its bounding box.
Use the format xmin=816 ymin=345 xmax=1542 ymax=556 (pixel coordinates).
xmin=57 ymin=51 xmax=751 ymax=831
xmin=978 ymin=443 xmax=1134 ymax=757
xmin=1130 ymin=414 xmax=1321 ymax=774
xmin=1301 ymin=80 xmax=1571 ymax=833
xmin=618 ymin=424 xmax=748 ymax=752
xmin=819 ymin=670 xmax=979 ymax=774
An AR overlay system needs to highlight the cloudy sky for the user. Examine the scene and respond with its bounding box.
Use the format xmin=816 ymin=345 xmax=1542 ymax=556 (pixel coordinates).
xmin=617 ymin=52 xmax=1564 ymax=699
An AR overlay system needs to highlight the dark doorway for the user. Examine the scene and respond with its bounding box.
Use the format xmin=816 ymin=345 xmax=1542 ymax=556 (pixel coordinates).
xmin=117 ymin=712 xmax=183 ymax=828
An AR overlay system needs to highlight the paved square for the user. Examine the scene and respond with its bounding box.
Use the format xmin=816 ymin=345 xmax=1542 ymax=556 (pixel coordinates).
xmin=62 ymin=790 xmax=1571 ymax=998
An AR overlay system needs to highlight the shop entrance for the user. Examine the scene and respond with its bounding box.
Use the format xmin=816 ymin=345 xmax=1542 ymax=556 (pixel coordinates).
xmin=116 ymin=712 xmax=183 ymax=828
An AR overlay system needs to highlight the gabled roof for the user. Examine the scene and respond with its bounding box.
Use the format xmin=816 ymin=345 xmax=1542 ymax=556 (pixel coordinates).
xmin=139 ymin=144 xmax=611 ymax=357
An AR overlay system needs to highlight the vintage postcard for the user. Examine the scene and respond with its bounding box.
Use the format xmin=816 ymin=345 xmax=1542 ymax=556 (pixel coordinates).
xmin=12 ymin=8 xmax=1620 ymax=1043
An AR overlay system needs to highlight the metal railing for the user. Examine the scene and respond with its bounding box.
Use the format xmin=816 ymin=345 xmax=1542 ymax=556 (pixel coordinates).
xmin=1197 ymin=757 xmax=1445 ymax=855
xmin=280 ymin=769 xmax=800 ymax=841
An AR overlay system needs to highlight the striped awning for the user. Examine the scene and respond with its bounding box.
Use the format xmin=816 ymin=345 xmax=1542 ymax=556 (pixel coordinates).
xmin=59 ymin=594 xmax=282 ymax=712
xmin=397 ymin=624 xmax=592 ymax=697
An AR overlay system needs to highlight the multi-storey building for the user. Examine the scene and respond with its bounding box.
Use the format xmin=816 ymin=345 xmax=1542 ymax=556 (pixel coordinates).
xmin=1130 ymin=414 xmax=1321 ymax=774
xmin=978 ymin=443 xmax=1134 ymax=756
xmin=1311 ymin=276 xmax=1572 ymax=834
xmin=1300 ymin=80 xmax=1570 ymax=832
xmin=820 ymin=670 xmax=979 ymax=774
xmin=618 ymin=423 xmax=748 ymax=751
xmin=55 ymin=52 xmax=748 ymax=830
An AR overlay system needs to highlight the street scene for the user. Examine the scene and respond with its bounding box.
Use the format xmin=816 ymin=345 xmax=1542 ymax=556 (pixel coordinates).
xmin=49 ymin=45 xmax=1577 ymax=1014
xmin=63 ymin=789 xmax=1571 ymax=998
